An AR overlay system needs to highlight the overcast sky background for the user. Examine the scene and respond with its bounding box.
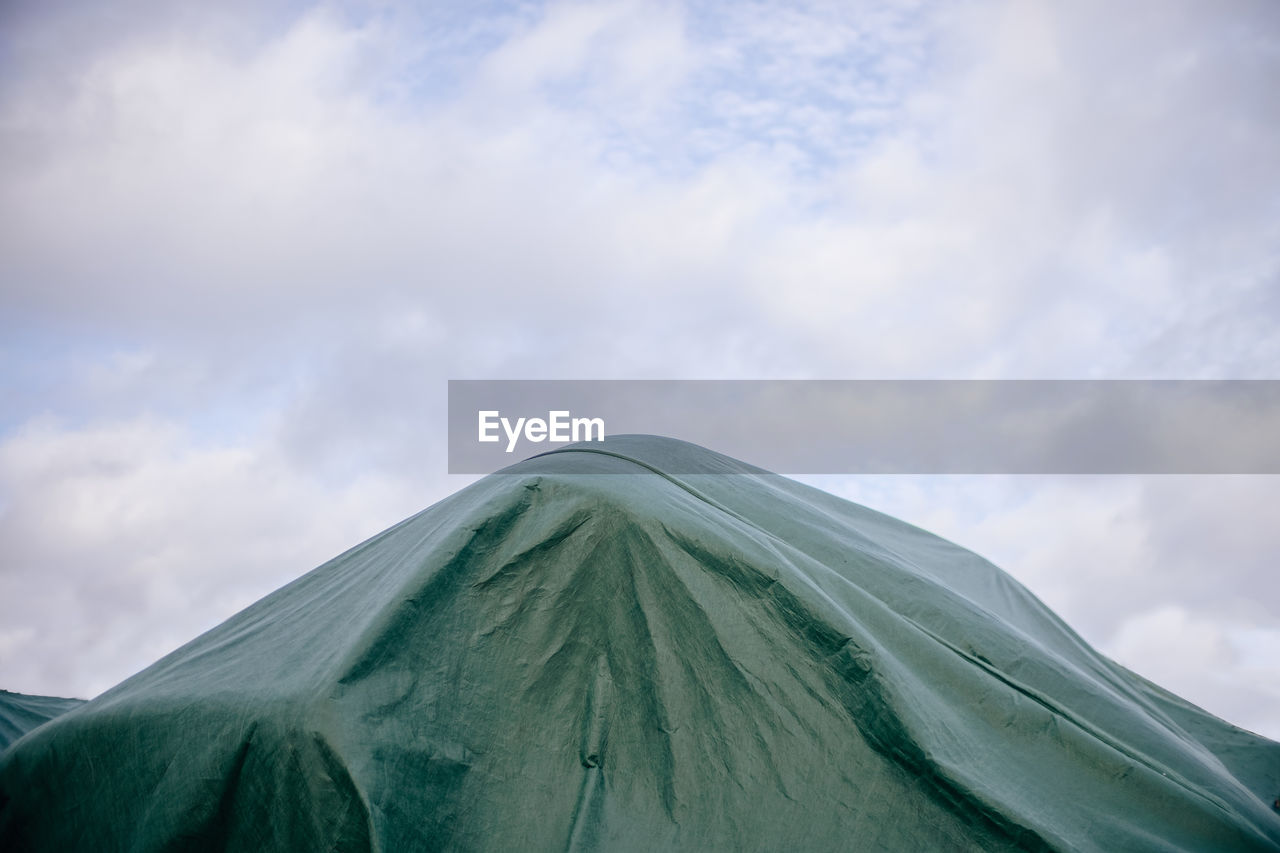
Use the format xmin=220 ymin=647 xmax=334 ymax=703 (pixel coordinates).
xmin=2 ymin=0 xmax=1278 ymax=738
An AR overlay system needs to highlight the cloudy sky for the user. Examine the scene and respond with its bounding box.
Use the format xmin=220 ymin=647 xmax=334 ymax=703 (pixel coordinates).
xmin=2 ymin=0 xmax=1278 ymax=738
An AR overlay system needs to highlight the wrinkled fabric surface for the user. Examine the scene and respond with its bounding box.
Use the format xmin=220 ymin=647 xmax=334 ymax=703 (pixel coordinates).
xmin=2 ymin=435 xmax=1278 ymax=851
xmin=0 ymin=690 xmax=84 ymax=752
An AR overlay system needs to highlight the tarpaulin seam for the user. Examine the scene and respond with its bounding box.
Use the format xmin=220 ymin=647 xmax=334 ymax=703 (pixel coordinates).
xmin=905 ymin=618 xmax=1254 ymax=826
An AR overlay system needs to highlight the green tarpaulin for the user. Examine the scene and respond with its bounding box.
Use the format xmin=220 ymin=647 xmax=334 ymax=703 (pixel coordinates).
xmin=2 ymin=435 xmax=1278 ymax=850
xmin=0 ymin=690 xmax=84 ymax=753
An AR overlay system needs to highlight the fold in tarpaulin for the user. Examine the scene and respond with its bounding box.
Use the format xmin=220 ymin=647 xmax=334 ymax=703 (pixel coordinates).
xmin=0 ymin=690 xmax=84 ymax=752
xmin=2 ymin=435 xmax=1278 ymax=851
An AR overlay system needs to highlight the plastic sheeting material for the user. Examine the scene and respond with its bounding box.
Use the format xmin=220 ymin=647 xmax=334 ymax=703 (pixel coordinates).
xmin=2 ymin=435 xmax=1278 ymax=851
xmin=0 ymin=690 xmax=84 ymax=752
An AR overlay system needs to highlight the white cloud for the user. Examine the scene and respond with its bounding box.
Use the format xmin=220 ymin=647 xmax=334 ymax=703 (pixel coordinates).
xmin=5 ymin=0 xmax=1273 ymax=378
xmin=731 ymin=0 xmax=1280 ymax=377
xmin=0 ymin=417 xmax=435 ymax=697
xmin=480 ymin=0 xmax=692 ymax=110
